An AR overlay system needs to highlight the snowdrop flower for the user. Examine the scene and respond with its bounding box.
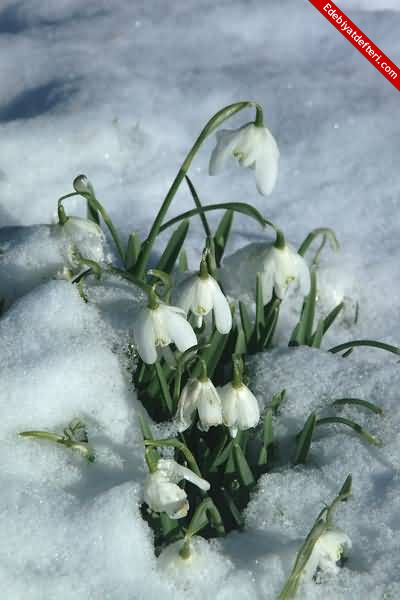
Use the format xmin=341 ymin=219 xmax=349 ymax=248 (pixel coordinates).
xmin=133 ymin=299 xmax=197 ymax=364
xmin=177 ymin=370 xmax=223 ymax=432
xmin=144 ymin=458 xmax=210 ymax=519
xmin=303 ymin=527 xmax=352 ymax=581
xmin=57 ymin=216 xmax=106 ymax=269
xmin=176 ymin=255 xmax=232 ymax=333
xmin=220 ymin=382 xmax=260 ymax=438
xmin=209 ymin=122 xmax=279 ymax=196
xmin=219 ymin=357 xmax=260 ymax=437
xmin=260 ymin=241 xmax=310 ymax=303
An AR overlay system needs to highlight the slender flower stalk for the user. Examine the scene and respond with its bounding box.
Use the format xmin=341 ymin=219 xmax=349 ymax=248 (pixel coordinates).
xmin=133 ymin=102 xmax=265 ymax=279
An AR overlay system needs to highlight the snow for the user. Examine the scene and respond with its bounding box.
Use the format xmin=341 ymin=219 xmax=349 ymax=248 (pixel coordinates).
xmin=0 ymin=0 xmax=399 ymax=599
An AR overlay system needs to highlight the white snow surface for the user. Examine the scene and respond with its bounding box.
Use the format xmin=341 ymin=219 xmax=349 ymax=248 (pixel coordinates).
xmin=0 ymin=1 xmax=399 ymax=599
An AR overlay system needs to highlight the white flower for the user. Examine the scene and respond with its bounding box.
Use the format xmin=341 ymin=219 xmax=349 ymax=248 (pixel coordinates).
xmin=219 ymin=382 xmax=260 ymax=438
xmin=176 ymin=273 xmax=232 ymax=333
xmin=177 ymin=378 xmax=223 ymax=432
xmin=303 ymin=527 xmax=352 ymax=581
xmin=144 ymin=458 xmax=210 ymax=519
xmin=58 ymin=216 xmax=106 ymax=268
xmin=209 ymin=122 xmax=279 ymax=196
xmin=260 ymin=244 xmax=310 ymax=303
xmin=133 ymin=302 xmax=197 ymax=364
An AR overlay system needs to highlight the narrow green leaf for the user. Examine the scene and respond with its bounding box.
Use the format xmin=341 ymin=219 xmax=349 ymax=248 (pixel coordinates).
xmin=294 ymin=413 xmax=317 ymax=465
xmin=292 ymin=269 xmax=317 ymax=346
xmin=126 ymin=232 xmax=141 ymax=271
xmin=329 ymin=339 xmax=400 ymax=356
xmin=239 ymin=301 xmax=253 ymax=346
xmin=270 ymin=389 xmax=286 ymax=415
xmin=257 ymin=445 xmax=268 ymax=467
xmin=332 ymin=398 xmax=383 ymax=415
xmin=320 ymin=302 xmax=344 ymax=336
xmin=159 ymin=202 xmax=268 ymax=233
xmin=178 ymin=249 xmax=188 ymax=272
xmin=233 ymin=443 xmax=255 ymax=488
xmin=221 ymin=487 xmax=245 ymax=529
xmin=156 ymin=220 xmax=190 ymax=274
xmin=311 ymin=318 xmax=324 ymax=348
xmin=316 ymin=416 xmax=382 ymax=446
xmin=185 ymin=175 xmax=211 ymax=237
xmin=154 ymin=362 xmax=173 ymax=416
xmin=255 ymin=273 xmax=265 ymax=345
xmin=261 ymin=296 xmax=281 ymax=349
xmin=263 ymin=409 xmax=274 ymax=449
xmin=214 ymin=209 xmax=234 ymax=266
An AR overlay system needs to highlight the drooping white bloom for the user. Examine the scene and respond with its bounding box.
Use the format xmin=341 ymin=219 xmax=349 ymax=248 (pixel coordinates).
xmin=133 ymin=303 xmax=197 ymax=364
xmin=219 ymin=381 xmax=260 ymax=438
xmin=176 ymin=273 xmax=232 ymax=333
xmin=209 ymin=123 xmax=279 ymax=196
xmin=177 ymin=378 xmax=223 ymax=432
xmin=303 ymin=527 xmax=352 ymax=581
xmin=58 ymin=216 xmax=106 ymax=268
xmin=143 ymin=458 xmax=210 ymax=519
xmin=260 ymin=244 xmax=310 ymax=303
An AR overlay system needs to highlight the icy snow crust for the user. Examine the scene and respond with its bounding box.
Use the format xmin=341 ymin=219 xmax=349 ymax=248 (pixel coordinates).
xmin=0 ymin=0 xmax=399 ymax=599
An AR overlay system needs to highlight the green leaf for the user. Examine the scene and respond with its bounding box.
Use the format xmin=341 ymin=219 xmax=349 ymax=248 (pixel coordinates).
xmin=185 ymin=175 xmax=211 ymax=236
xmin=178 ymin=249 xmax=189 ymax=272
xmin=294 ymin=413 xmax=317 ymax=465
xmin=255 ymin=273 xmax=265 ymax=345
xmin=260 ymin=296 xmax=281 ymax=349
xmin=316 ymin=416 xmax=382 ymax=446
xmin=156 ymin=220 xmax=190 ymax=274
xmin=270 ymin=389 xmax=286 ymax=415
xmin=290 ymin=269 xmax=317 ymax=346
xmin=159 ymin=202 xmax=269 ymax=233
xmin=233 ymin=443 xmax=255 ymax=488
xmin=320 ymin=302 xmax=344 ymax=337
xmin=214 ymin=209 xmax=234 ymax=266
xmin=154 ymin=362 xmax=173 ymax=416
xmin=332 ymin=398 xmax=383 ymax=415
xmin=311 ymin=318 xmax=324 ymax=348
xmin=329 ymin=339 xmax=400 ymax=356
xmin=263 ymin=409 xmax=274 ymax=449
xmin=86 ymin=200 xmax=100 ymax=225
xmin=221 ymin=487 xmax=245 ymax=529
xmin=126 ymin=232 xmax=141 ymax=271
xmin=239 ymin=301 xmax=253 ymax=347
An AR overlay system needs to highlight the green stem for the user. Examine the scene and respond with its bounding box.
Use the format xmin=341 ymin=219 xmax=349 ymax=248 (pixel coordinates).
xmin=144 ymin=438 xmax=203 ymax=478
xmin=133 ymin=101 xmax=263 ymax=279
xmin=298 ymin=227 xmax=339 ymax=257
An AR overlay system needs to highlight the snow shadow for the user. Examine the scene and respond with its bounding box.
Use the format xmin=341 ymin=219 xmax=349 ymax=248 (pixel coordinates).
xmin=0 ymin=80 xmax=76 ymax=123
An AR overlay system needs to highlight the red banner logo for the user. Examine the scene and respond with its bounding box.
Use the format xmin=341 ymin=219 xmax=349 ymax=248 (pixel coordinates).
xmin=308 ymin=0 xmax=400 ymax=91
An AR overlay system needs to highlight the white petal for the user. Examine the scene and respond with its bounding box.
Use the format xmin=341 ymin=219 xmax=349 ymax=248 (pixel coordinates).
xmin=133 ymin=308 xmax=157 ymax=364
xmin=143 ymin=472 xmax=189 ymax=519
xmin=151 ymin=306 xmax=172 ymax=347
xmin=260 ymin=268 xmax=275 ymax=304
xmin=254 ymin=128 xmax=280 ymax=196
xmin=295 ymin=254 xmax=311 ymax=297
xmin=209 ymin=278 xmax=232 ymax=334
xmin=208 ymin=129 xmax=242 ymax=175
xmin=161 ymin=305 xmax=197 ymax=352
xmin=193 ymin=278 xmax=214 ymax=316
xmin=158 ymin=459 xmax=210 ymax=491
xmin=236 ymin=385 xmax=260 ymax=430
xmin=197 ymin=380 xmax=223 ymax=430
xmin=219 ymin=383 xmax=238 ymax=428
xmin=176 ymin=379 xmax=200 ymax=431
xmin=176 ymin=276 xmax=197 ymax=314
